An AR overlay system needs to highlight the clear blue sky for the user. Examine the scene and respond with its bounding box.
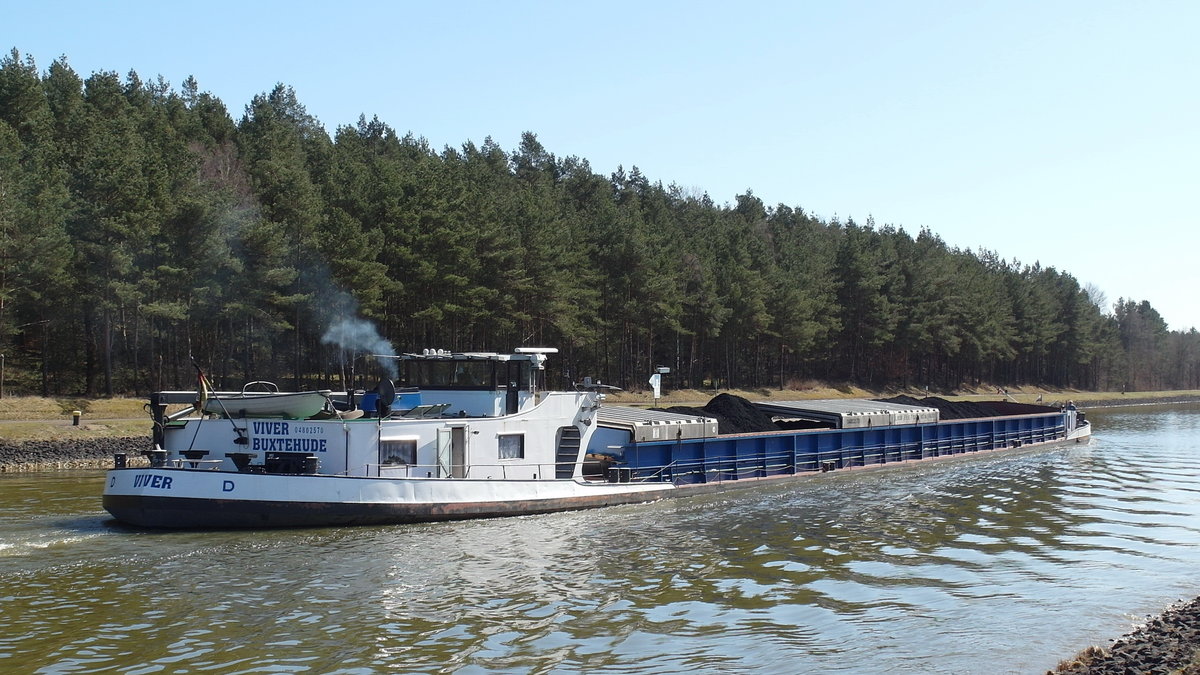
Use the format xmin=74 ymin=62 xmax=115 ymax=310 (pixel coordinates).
xmin=7 ymin=0 xmax=1198 ymax=330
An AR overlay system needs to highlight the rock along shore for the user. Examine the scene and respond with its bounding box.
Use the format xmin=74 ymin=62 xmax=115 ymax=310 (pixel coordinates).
xmin=1052 ymin=596 xmax=1200 ymax=674
xmin=0 ymin=437 xmax=151 ymax=472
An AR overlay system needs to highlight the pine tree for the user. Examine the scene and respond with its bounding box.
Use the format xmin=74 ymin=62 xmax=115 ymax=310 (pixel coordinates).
xmin=0 ymin=51 xmax=74 ymax=393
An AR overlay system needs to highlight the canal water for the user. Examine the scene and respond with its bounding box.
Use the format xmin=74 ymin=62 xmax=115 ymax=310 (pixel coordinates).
xmin=2 ymin=405 xmax=1199 ymax=674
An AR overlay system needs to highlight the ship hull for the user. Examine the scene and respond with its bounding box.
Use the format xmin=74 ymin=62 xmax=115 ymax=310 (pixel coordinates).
xmin=102 ymin=470 xmax=675 ymax=528
xmin=103 ymin=422 xmax=1089 ymax=529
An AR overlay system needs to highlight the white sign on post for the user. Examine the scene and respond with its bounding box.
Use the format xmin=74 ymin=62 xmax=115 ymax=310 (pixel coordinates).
xmin=649 ymin=373 xmax=662 ymax=401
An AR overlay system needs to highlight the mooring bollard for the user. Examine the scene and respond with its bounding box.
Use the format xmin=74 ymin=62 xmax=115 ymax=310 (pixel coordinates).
xmin=72 ymin=410 xmax=81 ymax=426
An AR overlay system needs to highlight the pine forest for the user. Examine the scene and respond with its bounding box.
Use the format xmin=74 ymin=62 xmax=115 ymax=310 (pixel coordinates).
xmin=1 ymin=50 xmax=1197 ymax=397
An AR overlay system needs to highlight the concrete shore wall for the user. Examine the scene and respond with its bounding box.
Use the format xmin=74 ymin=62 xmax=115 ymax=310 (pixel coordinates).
xmin=0 ymin=437 xmax=151 ymax=472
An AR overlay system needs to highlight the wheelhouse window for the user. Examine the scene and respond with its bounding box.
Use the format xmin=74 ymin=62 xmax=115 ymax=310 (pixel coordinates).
xmin=404 ymin=359 xmax=494 ymax=389
xmin=380 ymin=438 xmax=418 ymax=465
xmin=499 ymin=361 xmax=532 ymax=390
xmin=497 ymin=433 xmax=525 ymax=460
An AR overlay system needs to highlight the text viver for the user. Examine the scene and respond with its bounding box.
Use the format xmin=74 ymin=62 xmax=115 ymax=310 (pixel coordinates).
xmin=132 ymin=474 xmax=173 ymax=489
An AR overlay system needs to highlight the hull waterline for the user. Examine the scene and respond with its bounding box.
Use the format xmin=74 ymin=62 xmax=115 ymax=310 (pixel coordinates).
xmin=103 ymin=425 xmax=1089 ymax=529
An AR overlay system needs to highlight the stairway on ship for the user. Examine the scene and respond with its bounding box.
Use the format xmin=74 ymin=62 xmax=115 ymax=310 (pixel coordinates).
xmin=555 ymin=426 xmax=581 ymax=478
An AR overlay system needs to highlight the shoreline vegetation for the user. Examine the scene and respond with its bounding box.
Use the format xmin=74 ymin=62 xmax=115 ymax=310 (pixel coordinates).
xmin=2 ymin=48 xmax=1200 ymax=406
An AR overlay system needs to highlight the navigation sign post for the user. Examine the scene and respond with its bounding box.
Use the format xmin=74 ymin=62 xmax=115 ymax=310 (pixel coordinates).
xmin=649 ymin=366 xmax=670 ymax=406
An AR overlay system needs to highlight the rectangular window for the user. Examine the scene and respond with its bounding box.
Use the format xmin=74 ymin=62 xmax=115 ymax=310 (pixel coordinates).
xmin=498 ymin=434 xmax=524 ymax=460
xmin=380 ymin=438 xmax=418 ymax=465
xmin=404 ymin=359 xmax=494 ymax=389
xmin=450 ymin=361 xmax=492 ymax=387
xmin=500 ymin=361 xmax=532 ymax=389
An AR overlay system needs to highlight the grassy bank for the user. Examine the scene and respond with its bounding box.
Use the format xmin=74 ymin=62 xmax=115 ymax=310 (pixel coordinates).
xmin=604 ymin=386 xmax=1200 ymax=408
xmin=0 ymin=397 xmax=149 ymax=441
xmin=1 ymin=386 xmax=1195 ymax=444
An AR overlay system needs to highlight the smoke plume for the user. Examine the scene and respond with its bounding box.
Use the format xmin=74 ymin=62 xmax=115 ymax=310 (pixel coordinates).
xmin=322 ymin=316 xmax=398 ymax=380
xmin=316 ymin=284 xmax=398 ymax=381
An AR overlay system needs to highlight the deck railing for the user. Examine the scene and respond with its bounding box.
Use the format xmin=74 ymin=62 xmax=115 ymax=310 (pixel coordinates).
xmin=618 ymin=416 xmax=1070 ymax=485
xmin=154 ymin=415 xmax=1070 ymax=486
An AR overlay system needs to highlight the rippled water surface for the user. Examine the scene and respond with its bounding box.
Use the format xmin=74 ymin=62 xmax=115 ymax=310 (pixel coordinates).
xmin=3 ymin=405 xmax=1200 ymax=673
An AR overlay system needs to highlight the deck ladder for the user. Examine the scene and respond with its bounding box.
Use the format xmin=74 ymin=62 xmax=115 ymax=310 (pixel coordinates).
xmin=555 ymin=426 xmax=581 ymax=478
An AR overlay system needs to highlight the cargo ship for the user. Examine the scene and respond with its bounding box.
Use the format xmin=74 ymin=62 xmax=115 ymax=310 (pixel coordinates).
xmin=102 ymin=348 xmax=1090 ymax=528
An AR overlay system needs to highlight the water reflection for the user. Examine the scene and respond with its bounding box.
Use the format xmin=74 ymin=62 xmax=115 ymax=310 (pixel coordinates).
xmin=1 ymin=405 xmax=1199 ymax=672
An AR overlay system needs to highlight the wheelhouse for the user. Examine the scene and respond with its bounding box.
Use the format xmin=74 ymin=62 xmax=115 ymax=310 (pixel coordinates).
xmin=400 ymin=351 xmax=537 ymax=392
xmin=393 ymin=348 xmax=555 ymax=417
